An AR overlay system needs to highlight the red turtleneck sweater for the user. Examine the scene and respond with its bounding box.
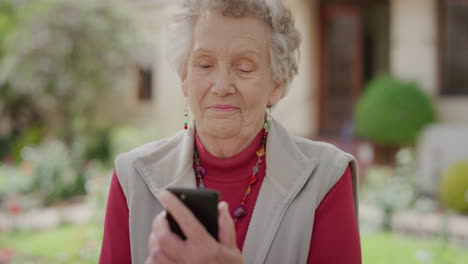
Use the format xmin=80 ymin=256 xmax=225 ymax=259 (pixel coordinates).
xmin=100 ymin=130 xmax=361 ymax=263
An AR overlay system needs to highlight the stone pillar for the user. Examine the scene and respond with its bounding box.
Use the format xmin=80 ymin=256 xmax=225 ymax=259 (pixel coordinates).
xmin=390 ymin=0 xmax=438 ymax=96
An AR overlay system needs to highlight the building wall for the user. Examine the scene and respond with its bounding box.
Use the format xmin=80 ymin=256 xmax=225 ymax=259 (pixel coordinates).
xmin=438 ymin=98 xmax=468 ymax=123
xmin=274 ymin=0 xmax=318 ymax=138
xmin=152 ymin=3 xmax=186 ymax=138
xmin=130 ymin=2 xmax=185 ymax=138
xmin=129 ymin=0 xmax=468 ymax=141
xmin=390 ymin=0 xmax=438 ymax=96
xmin=391 ymin=0 xmax=468 ymax=124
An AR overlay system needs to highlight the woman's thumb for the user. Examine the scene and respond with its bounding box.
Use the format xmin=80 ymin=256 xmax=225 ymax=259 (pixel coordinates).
xmin=218 ymin=201 xmax=237 ymax=248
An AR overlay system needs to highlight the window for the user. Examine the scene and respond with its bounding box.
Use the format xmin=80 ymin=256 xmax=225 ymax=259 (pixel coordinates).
xmin=441 ymin=0 xmax=468 ymax=95
xmin=137 ymin=66 xmax=153 ymax=101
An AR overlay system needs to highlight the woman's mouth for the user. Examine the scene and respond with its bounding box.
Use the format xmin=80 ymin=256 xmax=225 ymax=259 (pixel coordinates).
xmin=209 ymin=104 xmax=239 ymax=112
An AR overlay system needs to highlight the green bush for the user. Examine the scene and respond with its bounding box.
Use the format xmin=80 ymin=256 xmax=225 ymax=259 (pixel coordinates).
xmin=0 ymin=1 xmax=47 ymax=162
xmin=109 ymin=125 xmax=160 ymax=160
xmin=439 ymin=161 xmax=468 ymax=213
xmin=0 ymin=163 xmax=30 ymax=202
xmin=355 ymin=75 xmax=436 ymax=145
xmin=9 ymin=124 xmax=45 ymax=162
xmin=361 ymin=148 xmax=416 ymax=230
xmin=0 ymin=1 xmax=16 ymax=54
xmin=21 ymin=140 xmax=86 ymax=205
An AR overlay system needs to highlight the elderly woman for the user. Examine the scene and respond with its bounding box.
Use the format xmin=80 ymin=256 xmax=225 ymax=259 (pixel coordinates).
xmin=100 ymin=0 xmax=361 ymax=263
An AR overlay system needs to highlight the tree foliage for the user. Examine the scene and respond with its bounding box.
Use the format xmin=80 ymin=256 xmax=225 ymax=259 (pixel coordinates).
xmin=0 ymin=0 xmax=43 ymax=161
xmin=0 ymin=0 xmax=140 ymax=160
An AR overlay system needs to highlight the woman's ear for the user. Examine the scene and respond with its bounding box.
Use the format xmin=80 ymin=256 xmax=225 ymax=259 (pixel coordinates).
xmin=267 ymin=80 xmax=285 ymax=107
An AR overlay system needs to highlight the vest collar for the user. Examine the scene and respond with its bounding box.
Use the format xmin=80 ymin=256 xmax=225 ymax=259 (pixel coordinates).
xmin=133 ymin=119 xmax=315 ymax=195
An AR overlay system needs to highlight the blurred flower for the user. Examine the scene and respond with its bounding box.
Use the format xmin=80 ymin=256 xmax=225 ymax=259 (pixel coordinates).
xmin=0 ymin=248 xmax=13 ymax=264
xmin=19 ymin=160 xmax=34 ymax=175
xmin=414 ymin=249 xmax=434 ymax=263
xmin=7 ymin=199 xmax=21 ymax=216
xmin=3 ymin=156 xmax=14 ymax=165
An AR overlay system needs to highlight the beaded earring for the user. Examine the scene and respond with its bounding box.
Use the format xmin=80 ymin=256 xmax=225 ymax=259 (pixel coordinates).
xmin=264 ymin=106 xmax=272 ymax=130
xmin=184 ymin=100 xmax=189 ymax=130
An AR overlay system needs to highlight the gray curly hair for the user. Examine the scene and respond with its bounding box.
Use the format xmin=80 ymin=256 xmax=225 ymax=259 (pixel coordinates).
xmin=168 ymin=0 xmax=302 ymax=97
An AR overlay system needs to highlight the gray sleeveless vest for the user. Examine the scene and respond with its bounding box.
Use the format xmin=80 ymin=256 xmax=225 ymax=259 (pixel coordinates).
xmin=115 ymin=118 xmax=358 ymax=264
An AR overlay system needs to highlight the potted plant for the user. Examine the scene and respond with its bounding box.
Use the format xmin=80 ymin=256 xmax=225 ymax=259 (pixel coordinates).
xmin=354 ymin=74 xmax=436 ymax=164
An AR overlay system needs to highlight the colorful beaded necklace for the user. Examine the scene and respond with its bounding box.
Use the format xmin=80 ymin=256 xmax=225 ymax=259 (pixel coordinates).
xmin=193 ymin=117 xmax=271 ymax=222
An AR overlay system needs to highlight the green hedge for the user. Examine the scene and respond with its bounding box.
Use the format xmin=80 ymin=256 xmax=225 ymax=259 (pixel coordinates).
xmin=439 ymin=161 xmax=468 ymax=213
xmin=355 ymin=75 xmax=436 ymax=145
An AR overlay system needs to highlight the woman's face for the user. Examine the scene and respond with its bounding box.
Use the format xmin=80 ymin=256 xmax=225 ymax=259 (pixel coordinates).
xmin=182 ymin=8 xmax=284 ymax=138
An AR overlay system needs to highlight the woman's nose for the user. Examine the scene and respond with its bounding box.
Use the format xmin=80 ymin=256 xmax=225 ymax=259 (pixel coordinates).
xmin=211 ymin=68 xmax=236 ymax=96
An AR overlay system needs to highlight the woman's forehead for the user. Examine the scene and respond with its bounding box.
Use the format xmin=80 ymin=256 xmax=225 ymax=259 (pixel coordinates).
xmin=192 ymin=8 xmax=270 ymax=53
xmin=192 ymin=46 xmax=262 ymax=58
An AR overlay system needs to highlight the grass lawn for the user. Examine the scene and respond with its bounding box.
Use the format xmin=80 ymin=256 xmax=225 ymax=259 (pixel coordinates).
xmin=0 ymin=224 xmax=102 ymax=263
xmin=362 ymin=232 xmax=468 ymax=264
xmin=1 ymin=225 xmax=467 ymax=263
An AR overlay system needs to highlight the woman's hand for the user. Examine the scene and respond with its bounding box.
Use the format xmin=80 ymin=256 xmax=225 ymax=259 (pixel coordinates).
xmin=145 ymin=190 xmax=245 ymax=264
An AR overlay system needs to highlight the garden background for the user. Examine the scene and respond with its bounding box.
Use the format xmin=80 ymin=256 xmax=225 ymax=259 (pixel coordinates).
xmin=1 ymin=0 xmax=467 ymax=263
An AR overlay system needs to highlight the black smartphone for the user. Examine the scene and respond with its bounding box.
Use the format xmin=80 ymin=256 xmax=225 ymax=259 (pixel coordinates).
xmin=166 ymin=188 xmax=219 ymax=240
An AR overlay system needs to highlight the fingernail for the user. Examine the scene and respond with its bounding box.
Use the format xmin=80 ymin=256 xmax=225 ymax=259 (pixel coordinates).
xmin=218 ymin=201 xmax=229 ymax=210
xmin=157 ymin=211 xmax=167 ymax=220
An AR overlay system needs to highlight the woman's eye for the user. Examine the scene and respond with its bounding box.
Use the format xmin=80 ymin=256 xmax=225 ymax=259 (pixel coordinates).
xmin=236 ymin=62 xmax=254 ymax=73
xmin=200 ymin=65 xmax=212 ymax=69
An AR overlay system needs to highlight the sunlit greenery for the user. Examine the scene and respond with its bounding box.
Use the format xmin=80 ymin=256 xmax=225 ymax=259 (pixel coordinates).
xmin=2 ymin=225 xmax=468 ymax=263
xmin=362 ymin=232 xmax=468 ymax=264
xmin=0 ymin=0 xmax=141 ymax=164
xmin=355 ymin=75 xmax=436 ymax=146
xmin=0 ymin=224 xmax=101 ymax=264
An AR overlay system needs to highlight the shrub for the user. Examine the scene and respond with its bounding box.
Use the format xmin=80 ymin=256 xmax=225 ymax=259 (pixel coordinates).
xmin=439 ymin=161 xmax=468 ymax=213
xmin=109 ymin=125 xmax=160 ymax=161
xmin=21 ymin=140 xmax=86 ymax=205
xmin=355 ymin=75 xmax=436 ymax=146
xmin=0 ymin=164 xmax=29 ymax=202
xmin=360 ymin=148 xmax=417 ymax=230
xmin=0 ymin=0 xmax=46 ymax=162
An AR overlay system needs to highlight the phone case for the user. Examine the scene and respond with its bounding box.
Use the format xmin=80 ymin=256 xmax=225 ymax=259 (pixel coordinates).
xmin=166 ymin=188 xmax=219 ymax=240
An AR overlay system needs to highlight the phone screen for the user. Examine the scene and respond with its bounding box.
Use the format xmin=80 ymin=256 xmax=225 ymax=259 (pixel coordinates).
xmin=166 ymin=188 xmax=219 ymax=240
